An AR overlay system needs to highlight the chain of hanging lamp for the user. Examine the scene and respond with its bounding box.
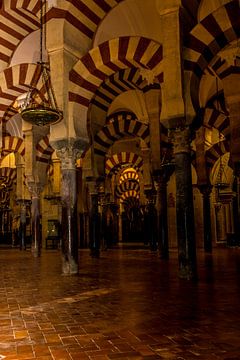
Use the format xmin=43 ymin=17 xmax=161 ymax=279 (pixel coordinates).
xmin=21 ymin=0 xmax=62 ymax=126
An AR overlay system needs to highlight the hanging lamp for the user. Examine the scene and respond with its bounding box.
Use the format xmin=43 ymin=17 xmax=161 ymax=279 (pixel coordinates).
xmin=20 ymin=0 xmax=62 ymax=126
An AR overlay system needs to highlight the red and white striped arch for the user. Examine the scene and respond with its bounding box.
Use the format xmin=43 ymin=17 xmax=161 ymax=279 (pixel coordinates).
xmin=36 ymin=135 xmax=54 ymax=163
xmin=91 ymin=67 xmax=161 ymax=113
xmin=1 ymin=135 xmax=25 ymax=157
xmin=0 ymin=1 xmax=40 ymax=69
xmin=46 ymin=0 xmax=124 ymax=41
xmin=69 ymin=36 xmax=163 ymax=112
xmin=0 ymin=167 xmax=16 ymax=187
xmin=119 ymin=169 xmax=139 ymax=184
xmin=204 ymin=108 xmax=230 ymax=138
xmin=115 ymin=179 xmax=140 ymax=199
xmin=1 ymin=0 xmax=125 ymax=69
xmin=205 ymin=139 xmax=230 ymax=169
xmin=94 ymin=111 xmax=150 ymax=156
xmin=105 ymin=152 xmax=143 ymax=176
xmin=120 ymin=190 xmax=140 ymax=201
xmin=184 ymin=0 xmax=240 ymax=110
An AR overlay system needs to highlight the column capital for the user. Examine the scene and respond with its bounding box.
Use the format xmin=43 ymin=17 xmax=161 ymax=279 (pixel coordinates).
xmin=86 ymin=176 xmax=98 ymax=195
xmin=198 ymin=184 xmax=213 ymax=197
xmin=152 ymin=163 xmax=174 ymax=184
xmin=52 ymin=138 xmax=85 ymax=170
xmin=144 ymin=188 xmax=157 ymax=205
xmin=26 ymin=177 xmax=44 ymax=198
xmin=170 ymin=126 xmax=192 ymax=155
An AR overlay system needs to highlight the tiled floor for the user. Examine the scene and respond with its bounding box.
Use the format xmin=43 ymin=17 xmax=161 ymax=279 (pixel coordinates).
xmin=0 ymin=247 xmax=240 ymax=359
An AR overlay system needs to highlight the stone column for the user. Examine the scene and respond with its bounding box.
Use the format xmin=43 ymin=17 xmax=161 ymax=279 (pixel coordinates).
xmin=171 ymin=126 xmax=197 ymax=280
xmin=97 ymin=180 xmax=105 ymax=250
xmin=154 ymin=172 xmax=170 ymax=259
xmin=215 ymin=202 xmax=227 ymax=244
xmin=27 ymin=181 xmax=43 ymax=257
xmin=87 ymin=177 xmax=100 ymax=257
xmin=18 ymin=200 xmax=30 ymax=251
xmin=232 ymin=176 xmax=240 ymax=238
xmin=144 ymin=189 xmax=158 ymax=251
xmin=56 ymin=145 xmax=80 ymax=275
xmin=199 ymin=185 xmax=213 ymax=252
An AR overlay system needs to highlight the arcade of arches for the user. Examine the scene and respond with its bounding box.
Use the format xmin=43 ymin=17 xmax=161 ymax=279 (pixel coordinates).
xmin=0 ymin=0 xmax=240 ymax=281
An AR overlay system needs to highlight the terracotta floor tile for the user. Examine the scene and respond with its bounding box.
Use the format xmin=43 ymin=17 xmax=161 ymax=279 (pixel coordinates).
xmin=0 ymin=248 xmax=240 ymax=359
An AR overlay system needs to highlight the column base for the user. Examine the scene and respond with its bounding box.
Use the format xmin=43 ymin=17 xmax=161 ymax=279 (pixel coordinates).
xmin=31 ymin=247 xmax=41 ymax=257
xmin=62 ymin=256 xmax=79 ymax=275
xmin=179 ymin=264 xmax=198 ymax=281
xmin=90 ymin=248 xmax=100 ymax=258
xmin=159 ymin=252 xmax=169 ymax=260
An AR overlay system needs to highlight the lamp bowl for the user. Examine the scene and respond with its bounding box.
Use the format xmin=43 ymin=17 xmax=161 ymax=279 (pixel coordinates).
xmin=21 ymin=106 xmax=62 ymax=126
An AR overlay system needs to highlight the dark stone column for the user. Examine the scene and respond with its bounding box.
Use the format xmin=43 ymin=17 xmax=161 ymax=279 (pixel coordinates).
xmin=57 ymin=146 xmax=80 ymax=275
xmin=144 ymin=189 xmax=158 ymax=251
xmin=199 ymin=185 xmax=213 ymax=252
xmin=232 ymin=175 xmax=240 ymax=240
xmin=97 ymin=180 xmax=105 ymax=251
xmin=171 ymin=127 xmax=197 ymax=280
xmin=27 ymin=183 xmax=42 ymax=258
xmin=154 ymin=166 xmax=174 ymax=259
xmin=87 ymin=178 xmax=100 ymax=257
xmin=18 ymin=200 xmax=30 ymax=251
xmin=155 ymin=178 xmax=169 ymax=258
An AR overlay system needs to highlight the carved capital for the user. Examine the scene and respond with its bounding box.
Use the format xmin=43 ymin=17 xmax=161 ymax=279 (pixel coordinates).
xmin=198 ymin=184 xmax=213 ymax=198
xmin=220 ymin=45 xmax=240 ymax=67
xmin=144 ymin=188 xmax=157 ymax=205
xmin=170 ymin=127 xmax=192 ymax=155
xmin=139 ymin=68 xmax=156 ymax=85
xmin=52 ymin=138 xmax=85 ymax=170
xmin=86 ymin=177 xmax=98 ymax=195
xmin=26 ymin=179 xmax=44 ymax=199
xmin=56 ymin=146 xmax=82 ymax=170
xmin=154 ymin=177 xmax=167 ymax=193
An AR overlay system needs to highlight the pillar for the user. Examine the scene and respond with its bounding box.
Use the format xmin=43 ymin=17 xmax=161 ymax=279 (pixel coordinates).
xmin=87 ymin=177 xmax=100 ymax=258
xmin=199 ymin=185 xmax=213 ymax=252
xmin=97 ymin=179 xmax=105 ymax=250
xmin=154 ymin=170 xmax=172 ymax=259
xmin=144 ymin=189 xmax=158 ymax=251
xmin=56 ymin=145 xmax=80 ymax=275
xmin=215 ymin=202 xmax=227 ymax=244
xmin=171 ymin=126 xmax=197 ymax=280
xmin=27 ymin=182 xmax=43 ymax=257
xmin=18 ymin=200 xmax=30 ymax=251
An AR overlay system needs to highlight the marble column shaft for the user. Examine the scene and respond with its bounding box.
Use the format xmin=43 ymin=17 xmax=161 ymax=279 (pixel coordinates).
xmin=27 ymin=182 xmax=42 ymax=258
xmin=155 ymin=178 xmax=169 ymax=259
xmin=88 ymin=181 xmax=100 ymax=257
xmin=199 ymin=186 xmax=212 ymax=252
xmin=61 ymin=167 xmax=78 ymax=274
xmin=144 ymin=190 xmax=158 ymax=251
xmin=56 ymin=144 xmax=80 ymax=275
xmin=19 ymin=201 xmax=28 ymax=251
xmin=31 ymin=196 xmax=41 ymax=257
xmin=172 ymin=127 xmax=197 ymax=280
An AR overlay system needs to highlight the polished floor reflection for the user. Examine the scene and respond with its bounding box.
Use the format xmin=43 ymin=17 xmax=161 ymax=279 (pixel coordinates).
xmin=0 ymin=247 xmax=240 ymax=359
